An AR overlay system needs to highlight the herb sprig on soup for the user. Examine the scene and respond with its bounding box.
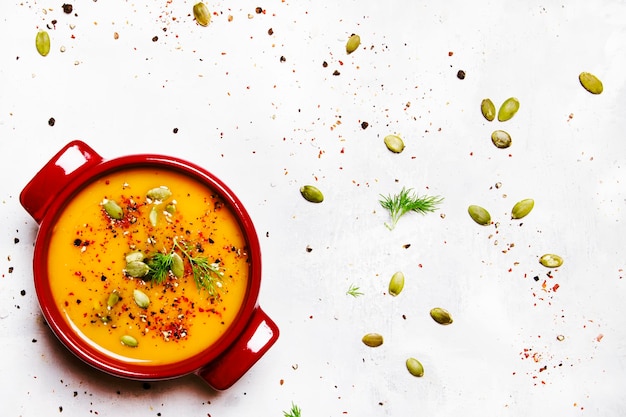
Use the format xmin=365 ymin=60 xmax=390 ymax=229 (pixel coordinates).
xmin=48 ymin=168 xmax=250 ymax=364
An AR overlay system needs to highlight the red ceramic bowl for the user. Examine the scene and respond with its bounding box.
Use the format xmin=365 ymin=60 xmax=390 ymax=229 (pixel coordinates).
xmin=20 ymin=140 xmax=279 ymax=390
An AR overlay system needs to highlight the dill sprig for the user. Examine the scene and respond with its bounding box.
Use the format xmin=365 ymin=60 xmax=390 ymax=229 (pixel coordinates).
xmin=144 ymin=239 xmax=224 ymax=294
xmin=346 ymin=283 xmax=364 ymax=297
xmin=379 ymin=187 xmax=443 ymax=230
xmin=173 ymin=239 xmax=224 ymax=295
xmin=283 ymin=402 xmax=302 ymax=417
xmin=147 ymin=252 xmax=174 ymax=284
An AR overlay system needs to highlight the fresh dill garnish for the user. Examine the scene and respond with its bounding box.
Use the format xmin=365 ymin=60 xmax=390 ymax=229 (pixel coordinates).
xmin=283 ymin=402 xmax=302 ymax=417
xmin=346 ymin=283 xmax=363 ymax=297
xmin=147 ymin=252 xmax=174 ymax=284
xmin=144 ymin=238 xmax=224 ymax=294
xmin=379 ymin=187 xmax=443 ymax=230
xmin=173 ymin=239 xmax=224 ymax=295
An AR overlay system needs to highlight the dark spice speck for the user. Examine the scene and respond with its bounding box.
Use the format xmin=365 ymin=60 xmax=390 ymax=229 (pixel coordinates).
xmin=457 ymin=70 xmax=466 ymax=80
xmin=62 ymin=3 xmax=73 ymax=14
xmin=48 ymin=117 xmax=55 ymax=126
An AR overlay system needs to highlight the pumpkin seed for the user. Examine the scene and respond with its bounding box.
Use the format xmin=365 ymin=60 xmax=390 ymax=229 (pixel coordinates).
xmin=497 ymin=97 xmax=520 ymax=122
xmin=384 ymin=134 xmax=405 ymax=153
xmin=468 ymin=205 xmax=491 ymax=225
xmin=480 ymin=98 xmax=496 ymax=122
xmin=149 ymin=206 xmax=159 ymax=227
xmin=388 ymin=271 xmax=405 ymax=297
xmin=171 ymin=252 xmax=184 ymax=278
xmin=579 ymin=72 xmax=603 ymax=94
xmin=539 ymin=253 xmax=563 ymax=268
xmin=146 ymin=186 xmax=172 ymax=202
xmin=125 ymin=251 xmax=145 ymax=263
xmin=406 ymin=357 xmax=424 ymax=377
xmin=125 ymin=260 xmax=150 ymax=278
xmin=120 ymin=335 xmax=138 ymax=347
xmin=36 ymin=30 xmax=50 ymax=57
xmin=102 ymin=199 xmax=124 ymax=220
xmin=133 ymin=289 xmax=150 ymax=308
xmin=300 ymin=185 xmax=324 ymax=203
xmin=361 ymin=333 xmax=383 ymax=347
xmin=165 ymin=203 xmax=176 ymax=214
xmin=193 ymin=2 xmax=211 ymax=26
xmin=346 ymin=34 xmax=361 ymax=54
xmin=429 ymin=307 xmax=453 ymax=325
xmin=491 ymin=130 xmax=512 ymax=149
xmin=107 ymin=290 xmax=120 ymax=309
xmin=511 ymin=198 xmax=534 ymax=219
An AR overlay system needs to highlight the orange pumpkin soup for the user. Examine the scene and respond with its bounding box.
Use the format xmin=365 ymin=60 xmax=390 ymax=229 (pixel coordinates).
xmin=47 ymin=167 xmax=249 ymax=365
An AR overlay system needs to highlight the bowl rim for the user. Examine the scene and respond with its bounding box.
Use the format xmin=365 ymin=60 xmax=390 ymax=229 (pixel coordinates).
xmin=32 ymin=153 xmax=262 ymax=380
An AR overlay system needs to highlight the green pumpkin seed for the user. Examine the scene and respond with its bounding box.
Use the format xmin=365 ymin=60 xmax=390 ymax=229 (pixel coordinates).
xmin=120 ymin=335 xmax=138 ymax=347
xmin=36 ymin=30 xmax=50 ymax=57
xmin=430 ymin=307 xmax=453 ymax=325
xmin=480 ymin=98 xmax=496 ymax=122
xmin=346 ymin=34 xmax=361 ymax=54
xmin=102 ymin=199 xmax=124 ymax=220
xmin=146 ymin=186 xmax=172 ymax=202
xmin=491 ymin=130 xmax=512 ymax=149
xmin=579 ymin=72 xmax=603 ymax=94
xmin=468 ymin=205 xmax=491 ymax=226
xmin=193 ymin=2 xmax=211 ymax=26
xmin=149 ymin=205 xmax=159 ymax=227
xmin=384 ymin=134 xmax=405 ymax=153
xmin=165 ymin=203 xmax=176 ymax=214
xmin=497 ymin=97 xmax=520 ymax=122
xmin=406 ymin=357 xmax=424 ymax=377
xmin=361 ymin=333 xmax=383 ymax=347
xmin=539 ymin=253 xmax=563 ymax=268
xmin=300 ymin=185 xmax=324 ymax=203
xmin=125 ymin=260 xmax=150 ymax=278
xmin=133 ymin=289 xmax=150 ymax=308
xmin=107 ymin=290 xmax=120 ymax=309
xmin=171 ymin=252 xmax=184 ymax=278
xmin=125 ymin=251 xmax=145 ymax=263
xmin=511 ymin=198 xmax=534 ymax=219
xmin=388 ymin=271 xmax=405 ymax=297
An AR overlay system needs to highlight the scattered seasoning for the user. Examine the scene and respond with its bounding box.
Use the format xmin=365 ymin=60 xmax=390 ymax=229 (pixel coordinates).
xmin=456 ymin=70 xmax=466 ymax=79
xmin=48 ymin=117 xmax=55 ymax=126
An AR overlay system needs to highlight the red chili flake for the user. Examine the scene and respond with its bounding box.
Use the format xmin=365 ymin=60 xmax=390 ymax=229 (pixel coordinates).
xmin=552 ymin=283 xmax=560 ymax=292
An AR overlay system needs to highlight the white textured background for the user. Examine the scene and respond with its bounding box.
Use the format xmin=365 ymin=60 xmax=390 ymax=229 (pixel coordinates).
xmin=1 ymin=1 xmax=625 ymax=416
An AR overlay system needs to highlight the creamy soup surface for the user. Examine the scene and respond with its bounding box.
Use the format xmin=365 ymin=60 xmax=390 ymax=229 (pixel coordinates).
xmin=47 ymin=167 xmax=250 ymax=365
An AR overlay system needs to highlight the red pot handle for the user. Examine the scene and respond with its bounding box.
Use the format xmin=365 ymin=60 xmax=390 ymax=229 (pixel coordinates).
xmin=197 ymin=306 xmax=279 ymax=390
xmin=20 ymin=140 xmax=103 ymax=224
